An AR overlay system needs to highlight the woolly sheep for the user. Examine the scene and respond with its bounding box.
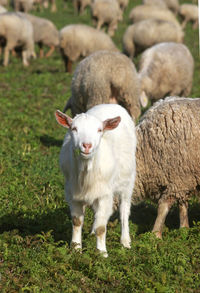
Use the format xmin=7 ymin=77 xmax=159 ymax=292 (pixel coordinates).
xmin=138 ymin=42 xmax=194 ymax=104
xmin=179 ymin=4 xmax=198 ymax=29
xmin=55 ymin=104 xmax=137 ymax=257
xmin=20 ymin=13 xmax=59 ymax=58
xmin=91 ymin=0 xmax=122 ymax=36
xmin=59 ymin=24 xmax=119 ymax=73
xmin=0 ymin=12 xmax=35 ymax=66
xmin=123 ymin=19 xmax=184 ymax=59
xmin=134 ymin=96 xmax=200 ymax=238
xmin=13 ymin=0 xmax=34 ymax=12
xmin=142 ymin=0 xmax=167 ymax=9
xmin=63 ymin=50 xmax=142 ymax=121
xmin=129 ymin=5 xmax=181 ymax=28
xmin=73 ymin=0 xmax=91 ymax=14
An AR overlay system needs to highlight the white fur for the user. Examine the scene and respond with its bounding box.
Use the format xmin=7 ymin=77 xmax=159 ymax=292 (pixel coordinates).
xmin=57 ymin=104 xmax=137 ymax=256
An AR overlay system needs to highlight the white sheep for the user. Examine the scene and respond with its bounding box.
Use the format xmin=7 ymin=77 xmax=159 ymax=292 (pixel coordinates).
xmin=91 ymin=0 xmax=122 ymax=36
xmin=63 ymin=50 xmax=142 ymax=121
xmin=142 ymin=0 xmax=167 ymax=9
xmin=129 ymin=5 xmax=181 ymax=28
xmin=138 ymin=42 xmax=194 ymax=103
xmin=59 ymin=24 xmax=119 ymax=73
xmin=179 ymin=4 xmax=198 ymax=29
xmin=20 ymin=13 xmax=59 ymax=58
xmin=0 ymin=12 xmax=35 ymax=66
xmin=122 ymin=19 xmax=184 ymax=59
xmin=55 ymin=104 xmax=137 ymax=257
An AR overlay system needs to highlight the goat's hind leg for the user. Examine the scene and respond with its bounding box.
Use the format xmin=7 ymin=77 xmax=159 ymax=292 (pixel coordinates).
xmin=119 ymin=191 xmax=132 ymax=249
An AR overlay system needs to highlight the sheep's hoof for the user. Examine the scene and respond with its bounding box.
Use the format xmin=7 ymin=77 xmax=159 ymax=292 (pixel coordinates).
xmin=153 ymin=231 xmax=162 ymax=239
xmin=121 ymin=238 xmax=131 ymax=249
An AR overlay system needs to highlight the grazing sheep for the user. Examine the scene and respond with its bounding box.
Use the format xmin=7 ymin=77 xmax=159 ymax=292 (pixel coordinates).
xmin=134 ymin=96 xmax=200 ymax=238
xmin=138 ymin=42 xmax=194 ymax=104
xmin=179 ymin=4 xmax=198 ymax=29
xmin=0 ymin=12 xmax=35 ymax=66
xmin=63 ymin=50 xmax=142 ymax=121
xmin=129 ymin=5 xmax=181 ymax=28
xmin=142 ymin=0 xmax=167 ymax=9
xmin=73 ymin=0 xmax=92 ymax=14
xmin=55 ymin=104 xmax=137 ymax=257
xmin=59 ymin=24 xmax=119 ymax=73
xmin=91 ymin=0 xmax=122 ymax=36
xmin=123 ymin=19 xmax=184 ymax=59
xmin=13 ymin=0 xmax=34 ymax=12
xmin=20 ymin=13 xmax=59 ymax=58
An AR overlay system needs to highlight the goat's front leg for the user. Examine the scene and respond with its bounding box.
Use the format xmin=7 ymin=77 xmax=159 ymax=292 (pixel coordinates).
xmin=92 ymin=196 xmax=113 ymax=257
xmin=70 ymin=200 xmax=85 ymax=249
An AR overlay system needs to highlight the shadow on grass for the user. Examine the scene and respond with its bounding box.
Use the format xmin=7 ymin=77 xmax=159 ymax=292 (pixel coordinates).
xmin=40 ymin=134 xmax=63 ymax=147
xmin=129 ymin=202 xmax=200 ymax=235
xmin=0 ymin=202 xmax=200 ymax=242
xmin=0 ymin=206 xmax=72 ymax=244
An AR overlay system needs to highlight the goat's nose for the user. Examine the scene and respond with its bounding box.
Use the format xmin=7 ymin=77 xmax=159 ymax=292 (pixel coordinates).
xmin=82 ymin=143 xmax=92 ymax=153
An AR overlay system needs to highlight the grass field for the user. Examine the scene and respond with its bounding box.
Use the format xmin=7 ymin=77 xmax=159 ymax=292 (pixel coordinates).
xmin=0 ymin=0 xmax=200 ymax=292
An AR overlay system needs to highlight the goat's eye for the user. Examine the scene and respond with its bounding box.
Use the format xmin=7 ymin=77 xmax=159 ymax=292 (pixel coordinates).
xmin=98 ymin=128 xmax=102 ymax=133
xmin=71 ymin=127 xmax=77 ymax=132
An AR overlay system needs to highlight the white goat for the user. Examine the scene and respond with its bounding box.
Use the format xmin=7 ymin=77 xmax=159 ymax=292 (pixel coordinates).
xmin=55 ymin=104 xmax=137 ymax=257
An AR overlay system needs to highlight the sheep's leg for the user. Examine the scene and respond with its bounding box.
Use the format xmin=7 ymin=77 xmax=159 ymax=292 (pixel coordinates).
xmin=92 ymin=196 xmax=113 ymax=257
xmin=96 ymin=19 xmax=103 ymax=30
xmin=181 ymin=17 xmax=189 ymax=29
xmin=152 ymin=199 xmax=175 ymax=239
xmin=179 ymin=201 xmax=189 ymax=228
xmin=192 ymin=19 xmax=198 ymax=29
xmin=108 ymin=21 xmax=117 ymax=37
xmin=70 ymin=201 xmax=85 ymax=249
xmin=22 ymin=50 xmax=29 ymax=67
xmin=3 ymin=47 xmax=10 ymax=66
xmin=120 ymin=196 xmax=131 ymax=248
xmin=45 ymin=45 xmax=55 ymax=57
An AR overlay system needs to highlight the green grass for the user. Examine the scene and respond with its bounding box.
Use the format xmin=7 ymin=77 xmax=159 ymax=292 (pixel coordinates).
xmin=0 ymin=0 xmax=200 ymax=292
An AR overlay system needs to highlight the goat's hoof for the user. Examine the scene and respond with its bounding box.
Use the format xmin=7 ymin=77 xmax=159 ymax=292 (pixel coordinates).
xmin=99 ymin=250 xmax=108 ymax=258
xmin=121 ymin=239 xmax=131 ymax=249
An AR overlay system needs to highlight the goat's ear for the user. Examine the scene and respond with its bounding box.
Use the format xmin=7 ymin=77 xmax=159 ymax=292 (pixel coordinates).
xmin=55 ymin=110 xmax=72 ymax=128
xmin=103 ymin=116 xmax=121 ymax=131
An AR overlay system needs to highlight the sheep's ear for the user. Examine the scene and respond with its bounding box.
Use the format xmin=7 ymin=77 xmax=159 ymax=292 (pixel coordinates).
xmin=103 ymin=116 xmax=121 ymax=131
xmin=55 ymin=110 xmax=72 ymax=128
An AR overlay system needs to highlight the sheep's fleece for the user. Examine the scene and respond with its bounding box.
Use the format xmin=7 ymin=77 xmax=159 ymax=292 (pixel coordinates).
xmin=64 ymin=50 xmax=141 ymax=121
xmin=133 ymin=96 xmax=200 ymax=236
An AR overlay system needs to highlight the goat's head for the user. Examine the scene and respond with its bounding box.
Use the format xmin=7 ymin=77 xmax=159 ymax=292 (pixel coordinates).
xmin=55 ymin=110 xmax=121 ymax=159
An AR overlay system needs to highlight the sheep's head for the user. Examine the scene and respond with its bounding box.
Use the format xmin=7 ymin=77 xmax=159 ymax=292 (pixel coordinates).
xmin=55 ymin=110 xmax=121 ymax=160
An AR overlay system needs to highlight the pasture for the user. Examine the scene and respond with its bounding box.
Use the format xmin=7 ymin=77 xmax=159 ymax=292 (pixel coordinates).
xmin=0 ymin=0 xmax=200 ymax=292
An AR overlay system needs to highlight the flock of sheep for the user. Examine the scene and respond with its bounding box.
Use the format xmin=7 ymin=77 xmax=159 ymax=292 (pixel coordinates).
xmin=1 ymin=0 xmax=199 ymax=256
